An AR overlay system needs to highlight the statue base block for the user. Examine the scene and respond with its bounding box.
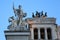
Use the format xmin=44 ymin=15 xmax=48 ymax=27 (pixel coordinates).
xmin=4 ymin=30 xmax=30 ymax=40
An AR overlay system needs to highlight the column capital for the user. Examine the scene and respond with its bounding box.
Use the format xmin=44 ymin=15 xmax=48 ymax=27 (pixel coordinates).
xmin=45 ymin=27 xmax=47 ymax=29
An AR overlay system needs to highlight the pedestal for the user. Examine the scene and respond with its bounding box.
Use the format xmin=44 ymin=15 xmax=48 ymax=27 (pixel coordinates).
xmin=4 ymin=30 xmax=30 ymax=40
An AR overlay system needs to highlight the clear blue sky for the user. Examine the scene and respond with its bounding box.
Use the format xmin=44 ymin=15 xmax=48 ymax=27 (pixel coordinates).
xmin=0 ymin=0 xmax=60 ymax=40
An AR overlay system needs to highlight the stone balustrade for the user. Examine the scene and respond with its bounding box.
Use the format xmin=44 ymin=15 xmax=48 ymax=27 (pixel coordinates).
xmin=26 ymin=17 xmax=56 ymax=24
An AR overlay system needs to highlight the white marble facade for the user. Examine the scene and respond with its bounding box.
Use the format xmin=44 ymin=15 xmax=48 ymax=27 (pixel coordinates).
xmin=27 ymin=17 xmax=57 ymax=40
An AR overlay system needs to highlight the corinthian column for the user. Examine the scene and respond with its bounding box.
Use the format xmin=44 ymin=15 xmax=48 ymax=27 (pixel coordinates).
xmin=38 ymin=28 xmax=41 ymax=40
xmin=31 ymin=28 xmax=34 ymax=40
xmin=45 ymin=28 xmax=48 ymax=40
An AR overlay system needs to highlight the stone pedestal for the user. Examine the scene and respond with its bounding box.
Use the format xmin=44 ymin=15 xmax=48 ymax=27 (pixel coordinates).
xmin=4 ymin=30 xmax=30 ymax=40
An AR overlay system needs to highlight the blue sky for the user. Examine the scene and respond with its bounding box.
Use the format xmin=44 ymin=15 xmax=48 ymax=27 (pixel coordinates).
xmin=0 ymin=0 xmax=60 ymax=40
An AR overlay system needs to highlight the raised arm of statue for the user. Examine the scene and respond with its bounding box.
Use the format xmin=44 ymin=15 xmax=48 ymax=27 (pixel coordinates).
xmin=13 ymin=3 xmax=17 ymax=16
